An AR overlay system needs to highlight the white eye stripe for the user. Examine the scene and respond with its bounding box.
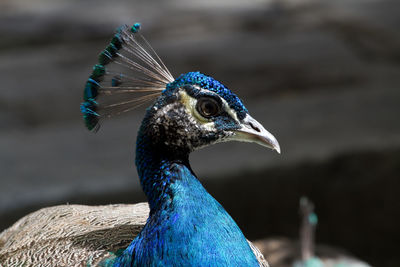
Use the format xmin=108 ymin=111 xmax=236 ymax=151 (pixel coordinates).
xmin=179 ymin=87 xmax=240 ymax=124
xmin=189 ymin=86 xmax=240 ymax=122
xmin=179 ymin=90 xmax=216 ymax=130
xmin=218 ymin=96 xmax=240 ymax=123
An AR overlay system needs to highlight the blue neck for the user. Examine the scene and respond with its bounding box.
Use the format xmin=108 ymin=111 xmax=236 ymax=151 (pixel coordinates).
xmin=111 ymin=125 xmax=259 ymax=266
xmin=135 ymin=126 xmax=192 ymax=211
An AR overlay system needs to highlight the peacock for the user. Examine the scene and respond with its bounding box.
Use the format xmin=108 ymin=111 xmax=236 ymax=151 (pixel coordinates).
xmin=0 ymin=23 xmax=280 ymax=266
xmin=293 ymin=198 xmax=371 ymax=267
xmin=254 ymin=197 xmax=372 ymax=267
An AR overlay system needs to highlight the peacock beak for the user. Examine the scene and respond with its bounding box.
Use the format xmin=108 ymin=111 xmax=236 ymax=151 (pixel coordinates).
xmin=234 ymin=114 xmax=281 ymax=154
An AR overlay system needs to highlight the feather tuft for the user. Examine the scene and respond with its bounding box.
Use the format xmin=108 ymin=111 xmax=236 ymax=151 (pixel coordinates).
xmin=80 ymin=23 xmax=174 ymax=131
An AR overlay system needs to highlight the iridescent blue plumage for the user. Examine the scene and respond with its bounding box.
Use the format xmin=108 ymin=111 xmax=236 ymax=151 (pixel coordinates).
xmin=81 ymin=23 xmax=279 ymax=266
xmin=113 ymin=162 xmax=259 ymax=266
xmin=166 ymin=72 xmax=248 ymax=120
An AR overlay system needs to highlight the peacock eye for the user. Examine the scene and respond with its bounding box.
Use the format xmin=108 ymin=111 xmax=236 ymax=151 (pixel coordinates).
xmin=196 ymin=97 xmax=221 ymax=118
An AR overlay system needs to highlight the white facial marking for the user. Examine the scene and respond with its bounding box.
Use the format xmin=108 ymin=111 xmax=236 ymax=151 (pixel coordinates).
xmin=179 ymin=86 xmax=240 ymax=126
xmin=179 ymin=90 xmax=216 ymax=131
xmin=219 ymin=97 xmax=240 ymax=124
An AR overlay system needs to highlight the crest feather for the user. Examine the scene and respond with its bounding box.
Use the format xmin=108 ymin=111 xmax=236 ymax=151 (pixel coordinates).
xmin=80 ymin=23 xmax=174 ymax=131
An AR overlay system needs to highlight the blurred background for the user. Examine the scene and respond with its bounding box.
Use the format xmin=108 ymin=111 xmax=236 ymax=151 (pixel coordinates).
xmin=0 ymin=0 xmax=399 ymax=266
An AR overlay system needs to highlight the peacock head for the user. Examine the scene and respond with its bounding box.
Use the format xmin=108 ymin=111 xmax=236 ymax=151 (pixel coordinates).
xmin=140 ymin=71 xmax=280 ymax=154
xmin=81 ymin=23 xmax=280 ymax=155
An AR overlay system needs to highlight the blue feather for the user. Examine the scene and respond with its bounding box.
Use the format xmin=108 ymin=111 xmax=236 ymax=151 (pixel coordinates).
xmin=82 ymin=23 xmax=274 ymax=266
xmin=112 ymin=162 xmax=259 ymax=266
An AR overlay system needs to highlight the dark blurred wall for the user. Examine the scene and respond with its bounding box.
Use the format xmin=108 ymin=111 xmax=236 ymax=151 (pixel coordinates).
xmin=1 ymin=0 xmax=399 ymax=266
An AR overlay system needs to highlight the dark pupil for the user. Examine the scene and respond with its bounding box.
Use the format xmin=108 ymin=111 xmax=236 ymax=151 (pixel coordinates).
xmin=202 ymin=102 xmax=216 ymax=115
xmin=198 ymin=98 xmax=219 ymax=117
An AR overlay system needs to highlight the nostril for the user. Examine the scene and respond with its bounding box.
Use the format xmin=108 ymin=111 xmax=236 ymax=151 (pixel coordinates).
xmin=249 ymin=122 xmax=261 ymax=132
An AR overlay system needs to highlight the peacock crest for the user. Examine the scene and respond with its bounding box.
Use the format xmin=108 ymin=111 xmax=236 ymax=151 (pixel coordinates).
xmin=80 ymin=23 xmax=174 ymax=131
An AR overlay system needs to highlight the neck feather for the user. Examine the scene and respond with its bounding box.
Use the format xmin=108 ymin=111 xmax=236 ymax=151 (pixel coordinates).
xmin=125 ymin=118 xmax=259 ymax=266
xmin=135 ymin=124 xmax=191 ymax=210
